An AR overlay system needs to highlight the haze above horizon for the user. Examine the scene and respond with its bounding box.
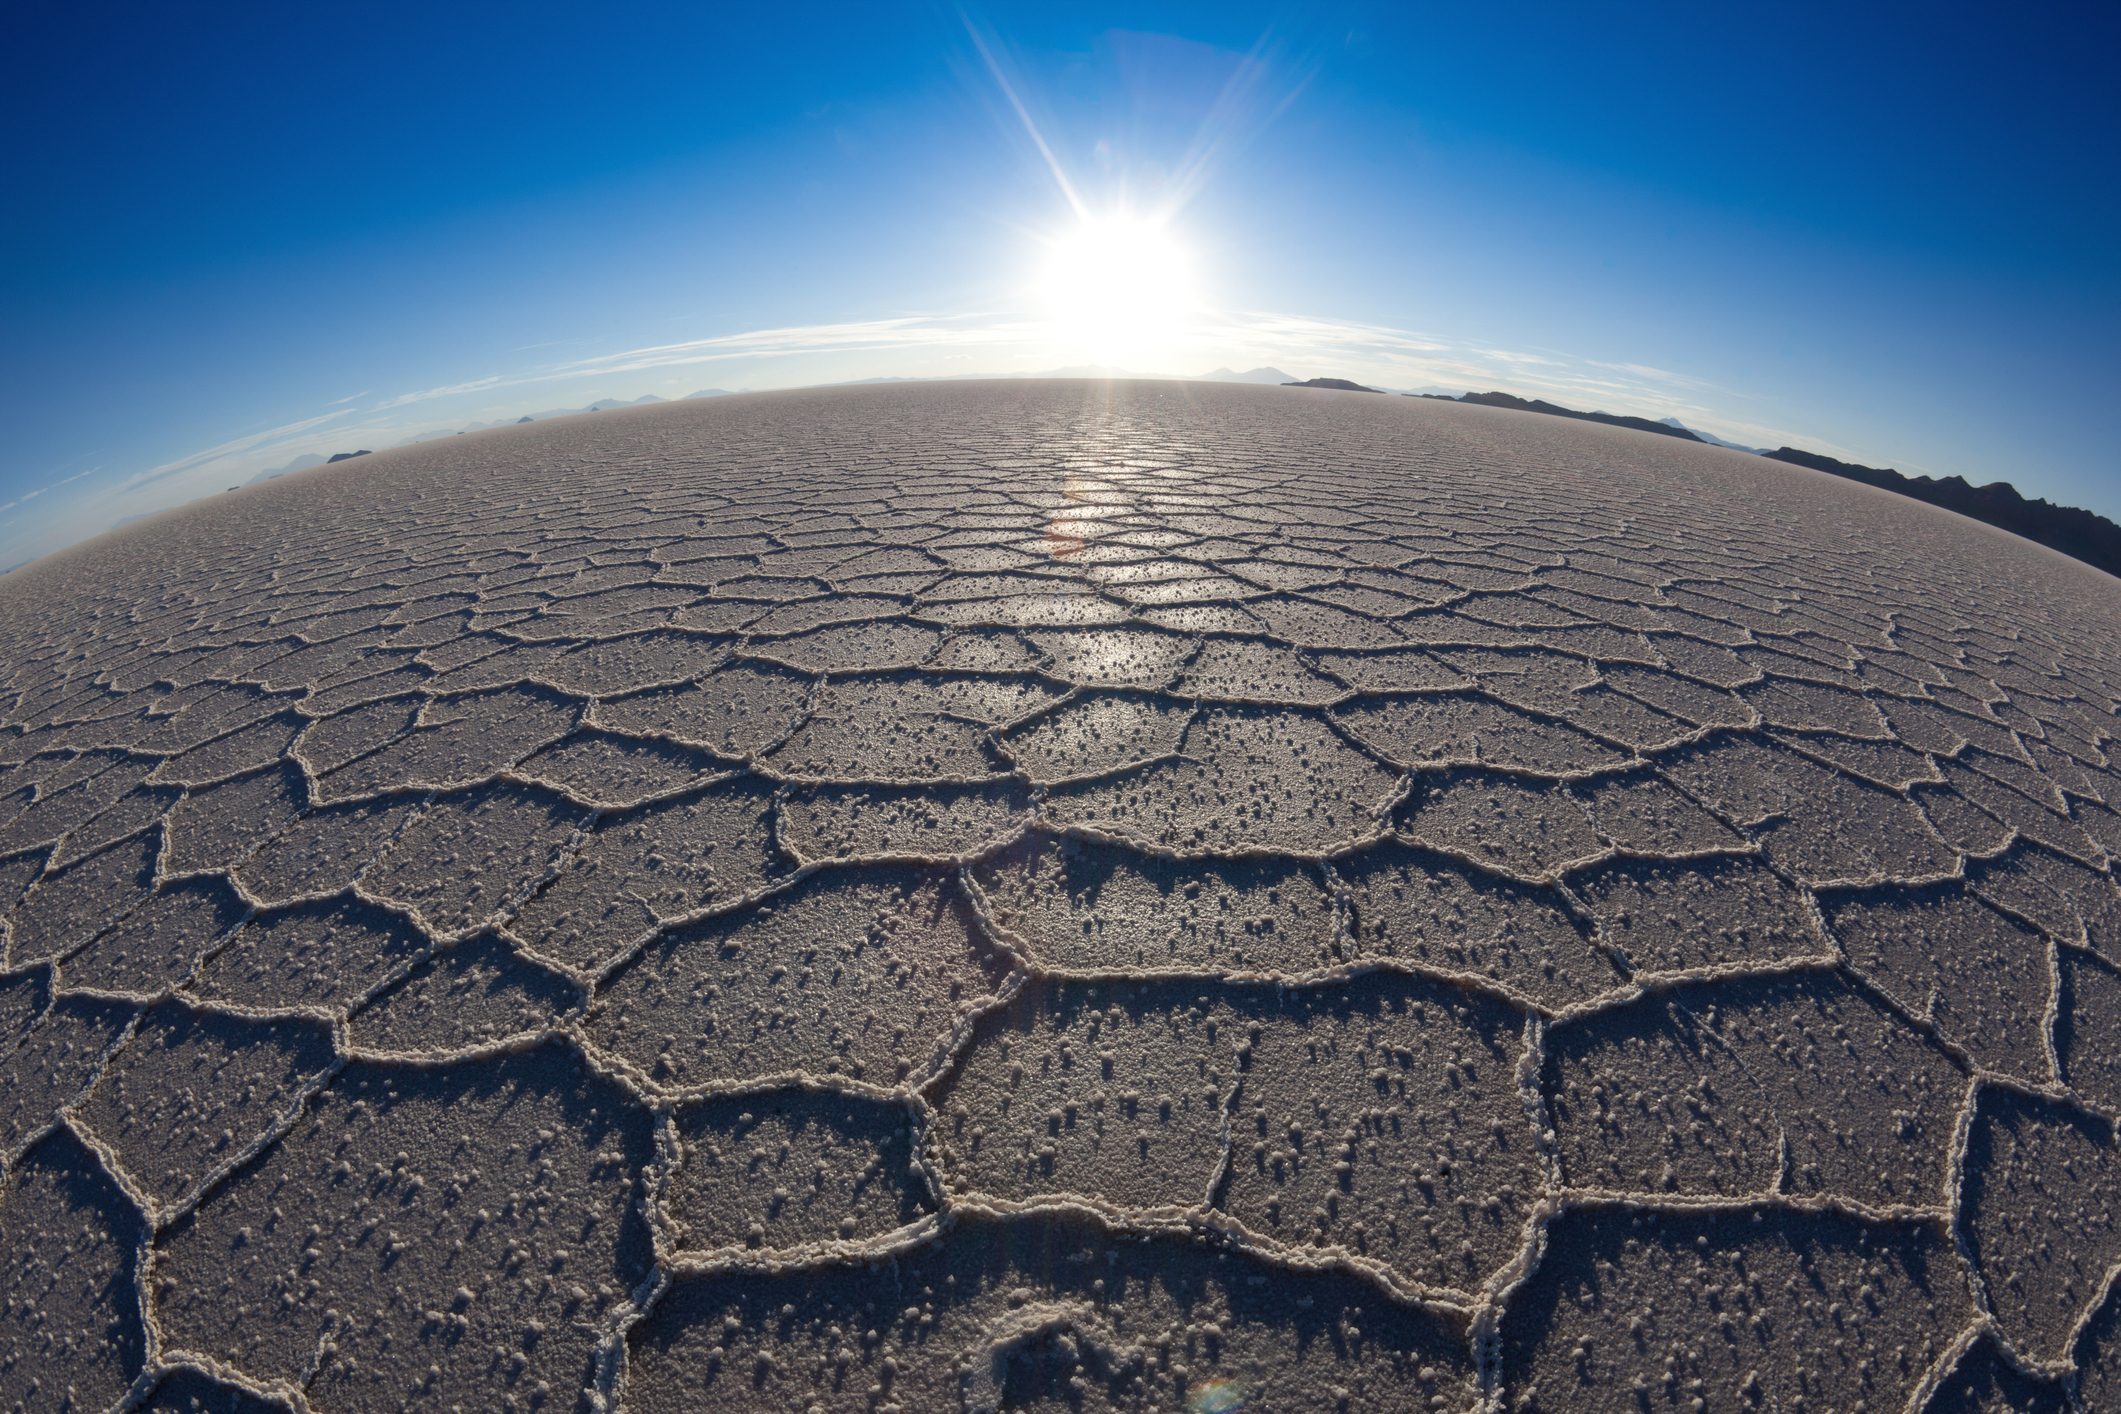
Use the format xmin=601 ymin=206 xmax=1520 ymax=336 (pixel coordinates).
xmin=3 ymin=1 xmax=2115 ymax=568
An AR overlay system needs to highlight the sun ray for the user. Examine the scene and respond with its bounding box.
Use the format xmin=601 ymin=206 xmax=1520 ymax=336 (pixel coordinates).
xmin=962 ymin=16 xmax=1087 ymax=222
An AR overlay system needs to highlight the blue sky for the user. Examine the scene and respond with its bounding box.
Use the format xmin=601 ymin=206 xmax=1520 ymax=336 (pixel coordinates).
xmin=3 ymin=2 xmax=2115 ymax=568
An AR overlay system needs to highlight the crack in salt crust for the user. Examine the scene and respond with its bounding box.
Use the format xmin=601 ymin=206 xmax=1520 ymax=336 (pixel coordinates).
xmin=0 ymin=383 xmax=2115 ymax=1410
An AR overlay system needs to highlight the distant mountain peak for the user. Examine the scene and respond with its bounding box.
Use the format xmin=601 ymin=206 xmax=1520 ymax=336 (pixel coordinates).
xmin=1657 ymin=416 xmax=1760 ymax=453
xmin=1428 ymin=390 xmax=1702 ymax=442
xmin=1762 ymin=446 xmax=2121 ymax=579
xmin=245 ymin=451 xmax=328 ymax=486
xmin=1411 ymin=389 xmax=2118 ymax=579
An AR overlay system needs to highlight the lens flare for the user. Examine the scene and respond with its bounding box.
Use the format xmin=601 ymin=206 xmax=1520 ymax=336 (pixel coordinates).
xmin=1189 ymin=1377 xmax=1247 ymax=1412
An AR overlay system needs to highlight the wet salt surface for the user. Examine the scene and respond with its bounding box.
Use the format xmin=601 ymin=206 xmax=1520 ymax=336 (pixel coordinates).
xmin=0 ymin=380 xmax=2116 ymax=1408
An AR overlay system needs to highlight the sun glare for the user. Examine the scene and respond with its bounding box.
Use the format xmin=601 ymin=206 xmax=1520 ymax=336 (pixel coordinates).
xmin=1033 ymin=214 xmax=1195 ymax=365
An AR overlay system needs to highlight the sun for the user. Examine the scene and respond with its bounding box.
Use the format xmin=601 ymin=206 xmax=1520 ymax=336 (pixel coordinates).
xmin=1032 ymin=213 xmax=1196 ymax=366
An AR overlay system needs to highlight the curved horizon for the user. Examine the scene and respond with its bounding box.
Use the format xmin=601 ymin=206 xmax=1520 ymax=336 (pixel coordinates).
xmin=2 ymin=3 xmax=2116 ymax=569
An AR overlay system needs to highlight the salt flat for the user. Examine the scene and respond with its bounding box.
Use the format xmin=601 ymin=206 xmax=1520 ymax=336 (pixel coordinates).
xmin=0 ymin=379 xmax=2117 ymax=1410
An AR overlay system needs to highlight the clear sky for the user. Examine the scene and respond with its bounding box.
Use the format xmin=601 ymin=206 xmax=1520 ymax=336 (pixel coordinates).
xmin=4 ymin=2 xmax=2116 ymax=569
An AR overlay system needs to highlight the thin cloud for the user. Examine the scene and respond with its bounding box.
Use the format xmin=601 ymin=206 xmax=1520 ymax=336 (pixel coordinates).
xmin=370 ymin=317 xmax=1043 ymax=409
xmin=372 ymin=375 xmax=508 ymax=411
xmin=560 ymin=317 xmax=1039 ymax=378
xmin=1184 ymin=310 xmax=1836 ymax=453
xmin=0 ymin=464 xmax=99 ymax=519
xmin=1587 ymin=359 xmax=1717 ymax=391
xmin=559 ymin=316 xmax=1021 ymax=367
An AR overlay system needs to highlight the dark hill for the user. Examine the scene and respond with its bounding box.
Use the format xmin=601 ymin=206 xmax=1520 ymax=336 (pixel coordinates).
xmin=1283 ymin=377 xmax=1385 ymax=393
xmin=1762 ymin=447 xmax=2121 ymax=579
xmin=1420 ymin=390 xmax=1702 ymax=442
